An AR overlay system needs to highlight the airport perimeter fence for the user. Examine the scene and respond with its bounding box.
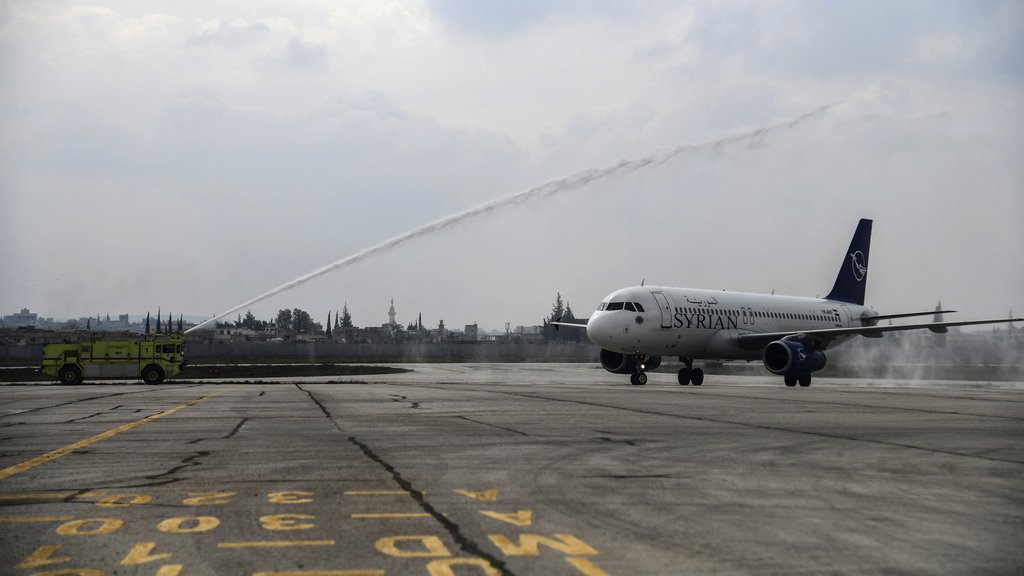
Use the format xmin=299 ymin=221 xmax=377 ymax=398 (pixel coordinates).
xmin=0 ymin=341 xmax=601 ymax=364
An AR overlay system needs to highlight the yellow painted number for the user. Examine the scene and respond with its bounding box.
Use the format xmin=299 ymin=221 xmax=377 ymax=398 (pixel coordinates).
xmin=157 ymin=516 xmax=220 ymax=533
xmin=56 ymin=518 xmax=124 ymax=536
xmin=183 ymin=492 xmax=236 ymax=505
xmin=267 ymin=491 xmax=313 ymax=504
xmin=259 ymin=514 xmax=316 ymax=531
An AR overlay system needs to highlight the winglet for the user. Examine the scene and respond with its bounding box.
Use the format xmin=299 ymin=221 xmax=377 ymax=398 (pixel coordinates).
xmin=825 ymin=218 xmax=872 ymax=305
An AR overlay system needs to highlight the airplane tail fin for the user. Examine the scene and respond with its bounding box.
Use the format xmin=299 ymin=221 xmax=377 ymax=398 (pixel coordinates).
xmin=825 ymin=218 xmax=872 ymax=305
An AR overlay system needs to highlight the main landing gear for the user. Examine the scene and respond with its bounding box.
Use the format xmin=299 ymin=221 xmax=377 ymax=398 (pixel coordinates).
xmin=784 ymin=374 xmax=813 ymax=387
xmin=677 ymin=358 xmax=703 ymax=386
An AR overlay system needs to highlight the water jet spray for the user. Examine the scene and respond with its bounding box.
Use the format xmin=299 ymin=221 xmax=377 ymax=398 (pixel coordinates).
xmin=186 ymin=105 xmax=836 ymax=334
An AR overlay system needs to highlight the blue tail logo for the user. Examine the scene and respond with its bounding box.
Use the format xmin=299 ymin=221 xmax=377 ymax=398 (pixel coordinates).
xmin=849 ymin=250 xmax=867 ymax=281
xmin=826 ymin=219 xmax=872 ymax=305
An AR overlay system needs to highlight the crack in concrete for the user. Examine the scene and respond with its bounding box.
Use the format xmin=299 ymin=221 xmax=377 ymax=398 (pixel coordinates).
xmin=143 ymin=450 xmax=210 ymax=482
xmin=347 ymin=435 xmax=515 ymax=576
xmin=295 ymin=383 xmax=514 ymax=576
xmin=458 ymin=416 xmax=529 ymax=436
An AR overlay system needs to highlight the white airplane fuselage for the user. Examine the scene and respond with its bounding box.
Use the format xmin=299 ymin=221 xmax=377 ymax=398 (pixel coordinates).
xmin=567 ymin=219 xmax=1018 ymax=387
xmin=586 ymin=287 xmax=873 ymax=361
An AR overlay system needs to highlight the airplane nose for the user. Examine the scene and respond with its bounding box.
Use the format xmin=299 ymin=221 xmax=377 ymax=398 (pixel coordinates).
xmin=586 ymin=314 xmax=614 ymax=347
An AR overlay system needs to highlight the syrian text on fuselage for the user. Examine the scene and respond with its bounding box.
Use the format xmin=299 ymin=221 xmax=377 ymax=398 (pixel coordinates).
xmin=673 ymin=307 xmax=739 ymax=330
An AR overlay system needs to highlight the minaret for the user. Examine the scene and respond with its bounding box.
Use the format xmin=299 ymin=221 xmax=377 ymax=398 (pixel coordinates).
xmin=388 ymin=299 xmax=397 ymax=327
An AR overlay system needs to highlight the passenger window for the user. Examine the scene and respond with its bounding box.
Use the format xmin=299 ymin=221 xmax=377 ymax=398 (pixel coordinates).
xmin=607 ymin=302 xmax=624 ymax=311
xmin=634 ymin=303 xmax=645 ymax=312
xmin=625 ymin=302 xmax=636 ymax=312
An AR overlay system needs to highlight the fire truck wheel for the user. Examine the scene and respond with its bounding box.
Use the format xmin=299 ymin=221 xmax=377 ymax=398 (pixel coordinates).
xmin=142 ymin=365 xmax=165 ymax=385
xmin=58 ymin=365 xmax=83 ymax=385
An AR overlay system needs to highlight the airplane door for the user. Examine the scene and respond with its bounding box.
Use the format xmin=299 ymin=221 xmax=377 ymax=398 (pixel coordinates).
xmin=651 ymin=292 xmax=673 ymax=329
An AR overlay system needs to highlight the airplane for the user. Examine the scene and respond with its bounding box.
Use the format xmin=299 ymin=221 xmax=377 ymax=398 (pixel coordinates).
xmin=555 ymin=219 xmax=1021 ymax=387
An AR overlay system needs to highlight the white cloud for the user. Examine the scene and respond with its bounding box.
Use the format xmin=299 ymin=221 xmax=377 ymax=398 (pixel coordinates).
xmin=1 ymin=1 xmax=1021 ymax=328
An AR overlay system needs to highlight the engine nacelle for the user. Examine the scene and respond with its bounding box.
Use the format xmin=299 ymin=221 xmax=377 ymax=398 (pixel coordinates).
xmin=763 ymin=340 xmax=827 ymax=376
xmin=599 ymin=349 xmax=634 ymax=374
xmin=599 ymin=349 xmax=660 ymax=373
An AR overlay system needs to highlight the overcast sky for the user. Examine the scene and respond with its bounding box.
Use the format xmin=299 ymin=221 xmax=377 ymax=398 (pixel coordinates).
xmin=2 ymin=1 xmax=1022 ymax=331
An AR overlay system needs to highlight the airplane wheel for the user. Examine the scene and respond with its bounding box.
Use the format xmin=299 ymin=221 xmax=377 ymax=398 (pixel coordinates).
xmin=691 ymin=368 xmax=704 ymax=386
xmin=798 ymin=374 xmax=812 ymax=387
xmin=631 ymin=372 xmax=647 ymax=386
xmin=784 ymin=375 xmax=797 ymax=387
xmin=677 ymin=369 xmax=690 ymax=385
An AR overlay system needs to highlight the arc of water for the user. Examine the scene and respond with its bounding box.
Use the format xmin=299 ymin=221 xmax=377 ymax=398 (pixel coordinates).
xmin=186 ymin=104 xmax=834 ymax=333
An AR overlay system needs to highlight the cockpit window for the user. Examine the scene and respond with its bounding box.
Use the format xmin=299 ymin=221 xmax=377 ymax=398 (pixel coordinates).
xmin=624 ymin=302 xmax=636 ymax=312
xmin=634 ymin=302 xmax=645 ymax=312
xmin=606 ymin=302 xmax=624 ymax=311
xmin=597 ymin=302 xmax=607 ymax=311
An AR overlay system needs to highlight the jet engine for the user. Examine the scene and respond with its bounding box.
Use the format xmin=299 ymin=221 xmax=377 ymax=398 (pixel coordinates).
xmin=762 ymin=339 xmax=826 ymax=376
xmin=599 ymin=349 xmax=660 ymax=374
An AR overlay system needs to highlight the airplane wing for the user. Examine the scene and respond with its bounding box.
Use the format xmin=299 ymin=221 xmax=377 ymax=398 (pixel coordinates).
xmin=550 ymin=320 xmax=589 ymax=329
xmin=736 ymin=317 xmax=1021 ymax=351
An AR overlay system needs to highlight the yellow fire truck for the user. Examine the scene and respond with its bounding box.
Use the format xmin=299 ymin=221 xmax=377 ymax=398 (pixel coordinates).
xmin=41 ymin=335 xmax=185 ymax=385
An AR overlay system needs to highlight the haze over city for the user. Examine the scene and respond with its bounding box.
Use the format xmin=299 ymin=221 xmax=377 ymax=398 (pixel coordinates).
xmin=2 ymin=1 xmax=1022 ymax=330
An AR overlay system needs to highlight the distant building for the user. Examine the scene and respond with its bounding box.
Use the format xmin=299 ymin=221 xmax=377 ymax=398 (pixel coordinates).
xmin=1 ymin=308 xmax=38 ymax=328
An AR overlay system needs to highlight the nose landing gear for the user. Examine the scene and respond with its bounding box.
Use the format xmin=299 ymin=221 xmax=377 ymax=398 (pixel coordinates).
xmin=630 ymin=354 xmax=650 ymax=385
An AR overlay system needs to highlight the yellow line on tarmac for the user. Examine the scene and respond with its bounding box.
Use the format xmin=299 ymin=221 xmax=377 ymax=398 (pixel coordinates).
xmin=0 ymin=392 xmax=223 ymax=481
xmin=0 ymin=515 xmax=74 ymax=523
xmin=218 ymin=540 xmax=335 ymax=549
xmin=253 ymin=571 xmax=383 ymax=576
xmin=343 ymin=490 xmax=410 ymax=495
xmin=351 ymin=513 xmax=432 ymax=519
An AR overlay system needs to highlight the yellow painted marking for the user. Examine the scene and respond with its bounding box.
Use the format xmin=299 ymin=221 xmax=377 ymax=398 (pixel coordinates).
xmin=566 ymin=556 xmax=610 ymax=576
xmin=31 ymin=569 xmax=102 ymax=575
xmin=97 ymin=494 xmax=152 ymax=507
xmin=352 ymin=512 xmax=432 ymax=519
xmin=218 ymin=540 xmax=335 ymax=548
xmin=344 ymin=490 xmax=410 ymax=495
xmin=157 ymin=516 xmax=220 ymax=533
xmin=426 ymin=558 xmax=501 ymax=576
xmin=0 ymin=492 xmax=75 ymax=501
xmin=479 ymin=510 xmax=533 ymax=526
xmin=78 ymin=491 xmax=108 ymax=498
xmin=56 ymin=518 xmax=123 ymax=535
xmin=183 ymin=491 xmax=236 ymax=505
xmin=0 ymin=515 xmax=74 ymax=523
xmin=16 ymin=545 xmax=70 ymax=569
xmin=375 ymin=535 xmax=452 ymax=558
xmin=487 ymin=533 xmax=599 ymax=557
xmin=260 ymin=513 xmax=316 ymax=530
xmin=268 ymin=491 xmax=313 ymax=504
xmin=0 ymin=392 xmax=222 ymax=481
xmin=253 ymin=572 xmax=384 ymax=576
xmin=157 ymin=566 xmax=183 ymax=576
xmin=454 ymin=489 xmax=498 ymax=502
xmin=121 ymin=542 xmax=173 ymax=565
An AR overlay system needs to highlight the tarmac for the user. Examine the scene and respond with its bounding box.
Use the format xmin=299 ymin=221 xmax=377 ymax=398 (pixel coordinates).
xmin=1 ymin=364 xmax=1022 ymax=575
